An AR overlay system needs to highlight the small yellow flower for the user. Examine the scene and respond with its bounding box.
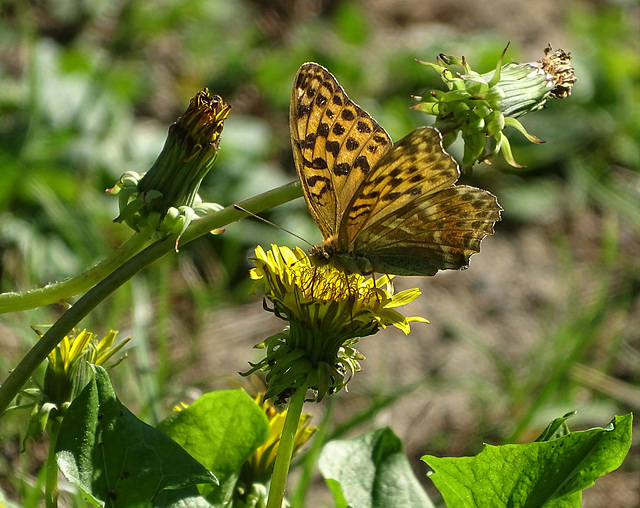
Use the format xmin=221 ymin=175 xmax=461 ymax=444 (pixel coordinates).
xmin=18 ymin=329 xmax=130 ymax=442
xmin=42 ymin=328 xmax=130 ymax=408
xmin=172 ymin=401 xmax=190 ymax=412
xmin=245 ymin=245 xmax=428 ymax=402
xmin=242 ymin=393 xmax=317 ymax=485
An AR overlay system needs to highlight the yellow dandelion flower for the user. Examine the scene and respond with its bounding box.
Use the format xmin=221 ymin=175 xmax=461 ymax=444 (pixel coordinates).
xmin=246 ymin=245 xmax=428 ymax=402
xmin=242 ymin=393 xmax=317 ymax=485
xmin=42 ymin=328 xmax=130 ymax=408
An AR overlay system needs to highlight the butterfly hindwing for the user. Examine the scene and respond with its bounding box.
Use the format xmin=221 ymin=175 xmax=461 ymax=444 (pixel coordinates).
xmin=290 ymin=62 xmax=392 ymax=238
xmin=340 ymin=126 xmax=502 ymax=275
xmin=355 ymin=184 xmax=502 ymax=275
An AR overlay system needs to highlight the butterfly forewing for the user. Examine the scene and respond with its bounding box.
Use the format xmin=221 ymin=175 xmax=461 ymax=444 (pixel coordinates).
xmin=290 ymin=62 xmax=392 ymax=237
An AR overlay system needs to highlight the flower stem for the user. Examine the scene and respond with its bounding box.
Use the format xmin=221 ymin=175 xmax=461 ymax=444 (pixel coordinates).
xmin=45 ymin=421 xmax=59 ymax=508
xmin=267 ymin=381 xmax=308 ymax=508
xmin=0 ymin=181 xmax=302 ymax=415
xmin=0 ymin=231 xmax=151 ymax=314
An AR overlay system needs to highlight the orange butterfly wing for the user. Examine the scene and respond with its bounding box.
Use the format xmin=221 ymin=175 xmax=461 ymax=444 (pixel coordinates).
xmin=290 ymin=63 xmax=502 ymax=276
xmin=290 ymin=62 xmax=392 ymax=239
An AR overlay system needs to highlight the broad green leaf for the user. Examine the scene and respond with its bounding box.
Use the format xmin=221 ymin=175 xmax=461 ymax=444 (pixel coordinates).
xmin=423 ymin=414 xmax=632 ymax=508
xmin=157 ymin=389 xmax=270 ymax=505
xmin=56 ymin=366 xmax=217 ymax=507
xmin=318 ymin=427 xmax=434 ymax=508
xmin=154 ymin=486 xmax=215 ymax=507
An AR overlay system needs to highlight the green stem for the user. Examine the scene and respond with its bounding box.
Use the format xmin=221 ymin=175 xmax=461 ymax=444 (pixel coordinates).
xmin=291 ymin=396 xmax=334 ymax=507
xmin=0 ymin=181 xmax=302 ymax=416
xmin=45 ymin=421 xmax=59 ymax=508
xmin=0 ymin=232 xmax=151 ymax=314
xmin=267 ymin=381 xmax=308 ymax=508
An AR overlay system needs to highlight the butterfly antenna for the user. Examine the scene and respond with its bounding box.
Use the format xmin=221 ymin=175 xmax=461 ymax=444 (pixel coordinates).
xmin=233 ymin=204 xmax=314 ymax=248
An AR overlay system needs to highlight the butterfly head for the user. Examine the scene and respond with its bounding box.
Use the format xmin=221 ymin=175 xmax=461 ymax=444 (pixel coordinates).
xmin=308 ymin=240 xmax=334 ymax=268
xmin=309 ymin=237 xmax=375 ymax=276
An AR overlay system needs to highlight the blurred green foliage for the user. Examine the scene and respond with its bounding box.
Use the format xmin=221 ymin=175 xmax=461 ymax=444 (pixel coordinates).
xmin=0 ymin=0 xmax=637 ymax=505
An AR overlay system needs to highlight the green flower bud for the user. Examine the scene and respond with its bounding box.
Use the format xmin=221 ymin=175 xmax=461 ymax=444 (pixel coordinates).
xmin=138 ymin=90 xmax=231 ymax=212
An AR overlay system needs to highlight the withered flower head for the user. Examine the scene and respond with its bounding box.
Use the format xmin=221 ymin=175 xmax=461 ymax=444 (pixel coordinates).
xmin=109 ymin=90 xmax=230 ymax=237
xmin=413 ymin=44 xmax=576 ymax=169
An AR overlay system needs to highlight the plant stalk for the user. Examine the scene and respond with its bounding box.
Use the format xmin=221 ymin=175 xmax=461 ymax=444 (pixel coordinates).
xmin=267 ymin=381 xmax=308 ymax=508
xmin=0 ymin=181 xmax=302 ymax=416
xmin=45 ymin=421 xmax=59 ymax=508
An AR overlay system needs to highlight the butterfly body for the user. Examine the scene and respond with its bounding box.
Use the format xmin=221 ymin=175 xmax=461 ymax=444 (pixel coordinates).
xmin=291 ymin=62 xmax=502 ymax=276
xmin=309 ymin=237 xmax=374 ymax=275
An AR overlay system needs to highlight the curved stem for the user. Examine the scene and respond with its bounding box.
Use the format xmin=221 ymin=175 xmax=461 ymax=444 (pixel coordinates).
xmin=267 ymin=381 xmax=308 ymax=508
xmin=0 ymin=180 xmax=303 ymax=314
xmin=0 ymin=181 xmax=302 ymax=416
xmin=0 ymin=232 xmax=151 ymax=314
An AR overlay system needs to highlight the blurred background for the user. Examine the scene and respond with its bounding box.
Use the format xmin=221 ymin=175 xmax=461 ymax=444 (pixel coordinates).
xmin=0 ymin=0 xmax=638 ymax=506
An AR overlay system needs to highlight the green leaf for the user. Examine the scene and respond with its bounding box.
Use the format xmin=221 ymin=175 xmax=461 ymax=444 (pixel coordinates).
xmin=423 ymin=414 xmax=633 ymax=508
xmin=157 ymin=389 xmax=270 ymax=506
xmin=318 ymin=427 xmax=434 ymax=508
xmin=154 ymin=486 xmax=215 ymax=507
xmin=535 ymin=411 xmax=577 ymax=442
xmin=55 ymin=366 xmax=217 ymax=507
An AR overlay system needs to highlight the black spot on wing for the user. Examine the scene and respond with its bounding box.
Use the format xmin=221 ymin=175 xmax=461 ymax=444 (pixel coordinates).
xmin=322 ymin=80 xmax=334 ymax=93
xmin=334 ymin=162 xmax=350 ymax=176
xmin=382 ymin=192 xmax=401 ymax=201
xmin=307 ymin=175 xmax=332 ymax=188
xmin=326 ymin=140 xmax=340 ymax=157
xmin=373 ymin=134 xmax=388 ymax=145
xmin=345 ymin=138 xmax=359 ymax=151
xmin=308 ymin=157 xmax=327 ymax=169
xmin=298 ymin=103 xmax=311 ymax=117
xmin=302 ymin=133 xmax=316 ymax=149
xmin=317 ymin=123 xmax=330 ymax=138
xmin=357 ymin=121 xmax=372 ymax=133
xmin=353 ymin=156 xmax=370 ymax=173
xmin=341 ymin=109 xmax=356 ymax=121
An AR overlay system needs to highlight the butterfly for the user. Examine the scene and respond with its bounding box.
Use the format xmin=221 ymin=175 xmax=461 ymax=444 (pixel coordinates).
xmin=290 ymin=62 xmax=502 ymax=276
